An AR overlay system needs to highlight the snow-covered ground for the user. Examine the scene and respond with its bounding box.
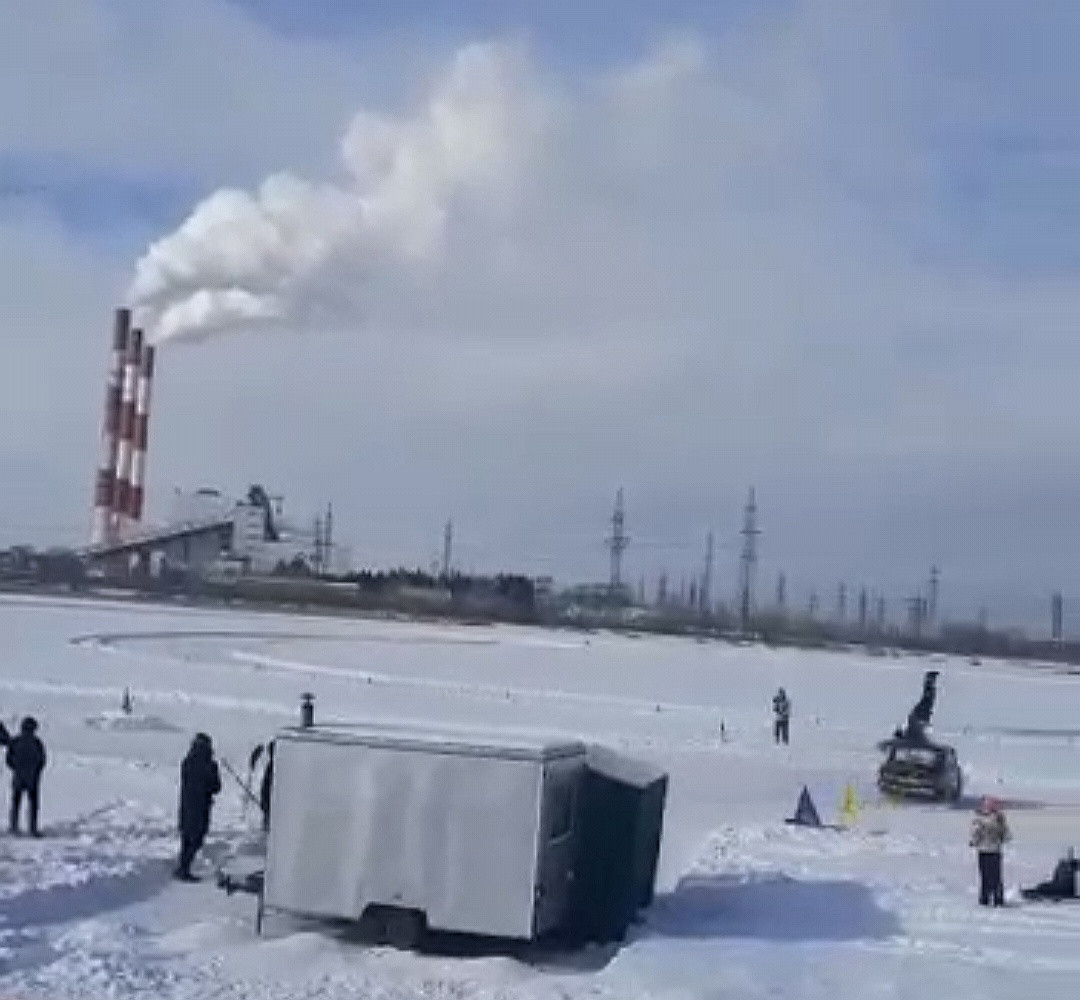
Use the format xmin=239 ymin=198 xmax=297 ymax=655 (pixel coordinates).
xmin=0 ymin=593 xmax=1079 ymax=998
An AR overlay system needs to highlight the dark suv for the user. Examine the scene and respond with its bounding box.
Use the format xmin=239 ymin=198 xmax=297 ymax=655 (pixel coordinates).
xmin=877 ymin=740 xmax=963 ymax=802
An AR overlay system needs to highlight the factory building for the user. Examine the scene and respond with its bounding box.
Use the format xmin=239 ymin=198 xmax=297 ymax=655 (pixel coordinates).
xmin=84 ymin=309 xmax=316 ymax=578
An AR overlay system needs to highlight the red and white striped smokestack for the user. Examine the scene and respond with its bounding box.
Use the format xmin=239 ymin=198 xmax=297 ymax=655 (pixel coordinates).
xmin=126 ymin=344 xmax=155 ymax=524
xmin=90 ymin=308 xmax=131 ymax=546
xmin=110 ymin=326 xmax=143 ymax=536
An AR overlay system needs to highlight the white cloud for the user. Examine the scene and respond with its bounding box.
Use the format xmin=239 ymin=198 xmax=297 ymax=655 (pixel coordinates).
xmin=129 ymin=42 xmax=549 ymax=342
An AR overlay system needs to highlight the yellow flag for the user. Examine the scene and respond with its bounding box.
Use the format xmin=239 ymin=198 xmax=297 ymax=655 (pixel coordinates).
xmin=839 ymin=783 xmax=859 ymax=826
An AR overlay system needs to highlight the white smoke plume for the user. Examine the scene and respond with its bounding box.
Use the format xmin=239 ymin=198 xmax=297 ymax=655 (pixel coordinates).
xmin=129 ymin=43 xmax=535 ymax=344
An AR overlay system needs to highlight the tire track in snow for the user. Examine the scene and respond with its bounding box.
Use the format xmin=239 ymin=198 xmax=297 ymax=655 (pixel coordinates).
xmin=76 ymin=628 xmax=733 ymax=720
xmin=0 ymin=677 xmax=292 ymax=719
xmin=229 ymin=650 xmax=726 ymax=719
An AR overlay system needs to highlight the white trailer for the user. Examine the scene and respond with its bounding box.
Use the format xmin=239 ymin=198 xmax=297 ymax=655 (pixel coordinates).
xmin=262 ymin=722 xmax=587 ymax=944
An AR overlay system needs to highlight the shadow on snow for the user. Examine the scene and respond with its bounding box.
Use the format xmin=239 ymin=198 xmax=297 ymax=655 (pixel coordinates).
xmin=0 ymin=858 xmax=172 ymax=933
xmin=644 ymin=872 xmax=901 ymax=942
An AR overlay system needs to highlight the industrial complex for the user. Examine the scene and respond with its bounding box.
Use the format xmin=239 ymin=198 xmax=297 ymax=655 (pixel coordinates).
xmin=83 ymin=308 xmax=316 ymax=580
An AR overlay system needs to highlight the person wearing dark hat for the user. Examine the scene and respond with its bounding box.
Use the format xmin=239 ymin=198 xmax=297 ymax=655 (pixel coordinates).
xmin=175 ymin=733 xmax=221 ymax=881
xmin=6 ymin=716 xmax=46 ymax=837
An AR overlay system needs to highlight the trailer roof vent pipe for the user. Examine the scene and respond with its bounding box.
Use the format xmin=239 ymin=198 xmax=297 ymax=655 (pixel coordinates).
xmin=300 ymin=692 xmax=315 ymax=729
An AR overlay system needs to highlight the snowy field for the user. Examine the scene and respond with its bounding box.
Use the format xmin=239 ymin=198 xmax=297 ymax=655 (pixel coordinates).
xmin=0 ymin=594 xmax=1079 ymax=998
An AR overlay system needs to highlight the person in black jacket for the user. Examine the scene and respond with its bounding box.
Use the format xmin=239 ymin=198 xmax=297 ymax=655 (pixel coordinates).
xmin=7 ymin=716 xmax=46 ymax=836
xmin=175 ymin=733 xmax=221 ymax=881
xmin=259 ymin=741 xmax=274 ymax=833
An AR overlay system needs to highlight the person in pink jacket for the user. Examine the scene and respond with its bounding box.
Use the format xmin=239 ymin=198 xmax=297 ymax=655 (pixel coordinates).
xmin=970 ymin=796 xmax=1011 ymax=906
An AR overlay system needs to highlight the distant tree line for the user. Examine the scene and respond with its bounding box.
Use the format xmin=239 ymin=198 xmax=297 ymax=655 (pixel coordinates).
xmin=0 ymin=547 xmax=86 ymax=589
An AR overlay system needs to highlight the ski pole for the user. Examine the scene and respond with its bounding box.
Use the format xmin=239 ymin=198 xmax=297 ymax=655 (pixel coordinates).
xmin=221 ymin=757 xmax=261 ymax=811
xmin=243 ymin=744 xmax=265 ymax=822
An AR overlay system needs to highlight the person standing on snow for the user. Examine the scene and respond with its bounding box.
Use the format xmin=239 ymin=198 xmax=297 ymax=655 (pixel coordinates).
xmin=6 ymin=716 xmax=46 ymax=837
xmin=259 ymin=741 xmax=275 ymax=833
xmin=970 ymin=796 xmax=1011 ymax=906
xmin=175 ymin=733 xmax=221 ymax=881
xmin=772 ymin=688 xmax=791 ymax=745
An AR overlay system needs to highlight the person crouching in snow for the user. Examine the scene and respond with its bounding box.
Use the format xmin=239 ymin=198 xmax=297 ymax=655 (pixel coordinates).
xmin=175 ymin=733 xmax=221 ymax=881
xmin=1023 ymin=848 xmax=1079 ymax=901
xmin=970 ymin=796 xmax=1010 ymax=906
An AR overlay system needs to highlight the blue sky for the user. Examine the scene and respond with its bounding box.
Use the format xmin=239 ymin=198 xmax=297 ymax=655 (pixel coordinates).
xmin=1 ymin=1 xmax=1079 ymax=631
xmin=9 ymin=0 xmax=1076 ymax=273
xmin=225 ymin=0 xmax=770 ymax=58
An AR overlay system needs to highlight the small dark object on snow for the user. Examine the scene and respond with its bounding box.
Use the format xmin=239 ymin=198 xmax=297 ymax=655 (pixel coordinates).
xmin=7 ymin=717 xmax=46 ymax=836
xmin=218 ymin=869 xmax=264 ymax=896
xmin=786 ymin=785 xmax=822 ymax=827
xmin=175 ymin=733 xmax=221 ymax=880
xmin=1022 ymin=850 xmax=1079 ymax=901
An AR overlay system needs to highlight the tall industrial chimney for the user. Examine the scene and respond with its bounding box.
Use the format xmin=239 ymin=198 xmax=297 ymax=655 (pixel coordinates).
xmin=111 ymin=327 xmax=144 ymax=536
xmin=90 ymin=309 xmax=130 ymax=546
xmin=127 ymin=344 xmax=155 ymax=524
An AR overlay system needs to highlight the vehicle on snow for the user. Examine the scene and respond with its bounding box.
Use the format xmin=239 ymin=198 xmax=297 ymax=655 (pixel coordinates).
xmin=876 ymin=669 xmax=965 ymax=803
xmin=877 ymin=739 xmax=963 ymax=802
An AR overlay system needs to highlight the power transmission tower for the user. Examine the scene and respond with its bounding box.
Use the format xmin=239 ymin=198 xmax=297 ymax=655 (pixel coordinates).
xmin=836 ymin=582 xmax=847 ymax=622
xmin=700 ymin=531 xmax=714 ymax=616
xmin=808 ymin=591 xmax=818 ymax=618
xmin=312 ymin=515 xmax=324 ymax=574
xmin=776 ymin=572 xmax=787 ymax=613
xmin=738 ymin=487 xmax=760 ymax=633
xmin=877 ymin=595 xmax=886 ymax=629
xmin=323 ymin=503 xmax=333 ymax=574
xmin=442 ymin=519 xmax=453 ymax=580
xmin=1052 ymin=591 xmax=1064 ymax=643
xmin=606 ymin=488 xmax=630 ymax=597
xmin=907 ymin=594 xmax=926 ymax=638
xmin=858 ymin=587 xmax=868 ymax=632
xmin=928 ymin=565 xmax=940 ymax=626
